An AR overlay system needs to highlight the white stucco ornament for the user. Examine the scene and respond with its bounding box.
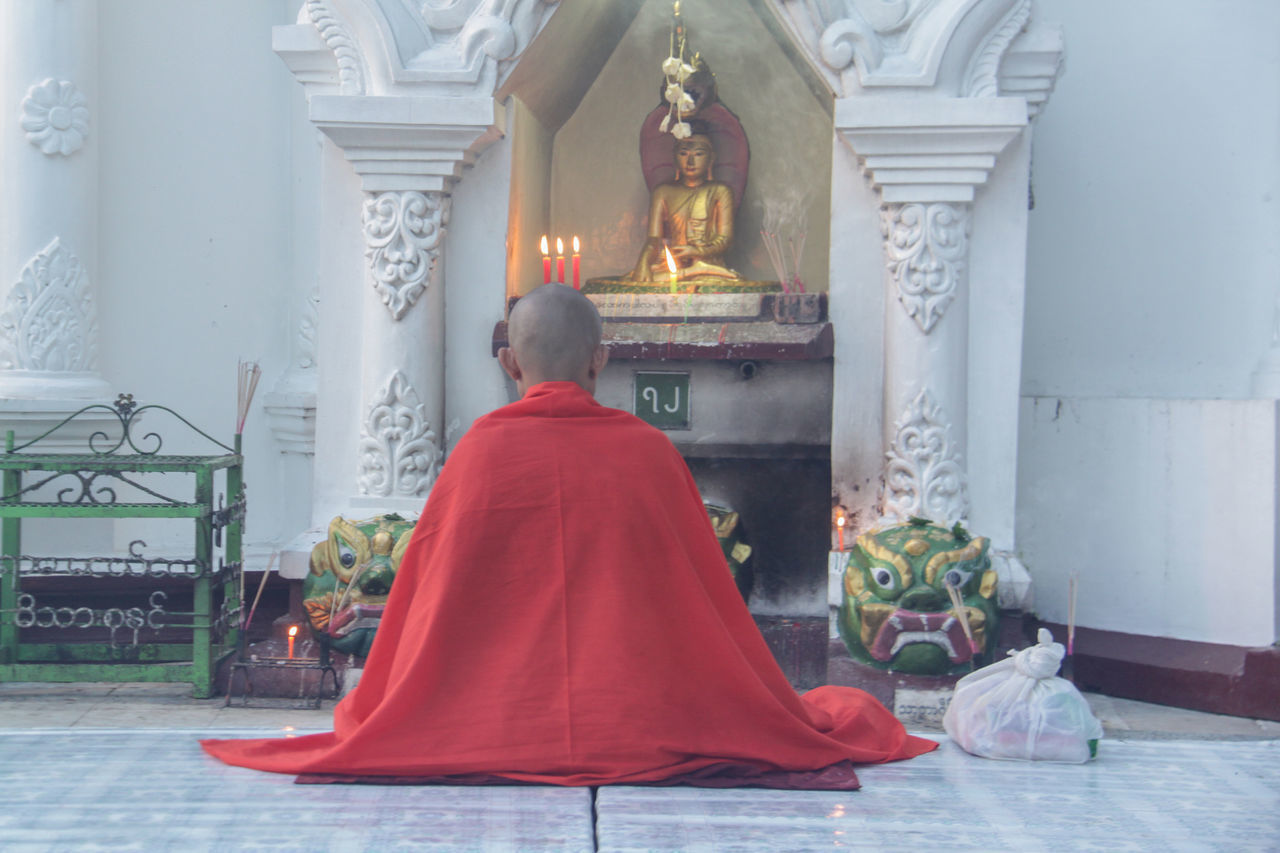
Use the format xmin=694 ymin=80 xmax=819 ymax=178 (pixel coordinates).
xmin=363 ymin=191 xmax=447 ymax=320
xmin=882 ymin=202 xmax=970 ymax=333
xmin=357 ymin=370 xmax=440 ymax=497
xmin=0 ymin=238 xmax=99 ymax=373
xmin=296 ymin=290 xmax=320 ymax=371
xmin=21 ymin=79 xmax=89 ymax=156
xmin=301 ymin=0 xmax=365 ymax=94
xmin=884 ymin=389 xmax=968 ymax=523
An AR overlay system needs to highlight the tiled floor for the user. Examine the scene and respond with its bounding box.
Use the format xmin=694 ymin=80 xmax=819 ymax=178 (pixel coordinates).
xmin=1 ymin=683 xmax=1278 ymax=851
xmin=596 ymin=739 xmax=1280 ymax=852
xmin=0 ymin=728 xmax=594 ymax=852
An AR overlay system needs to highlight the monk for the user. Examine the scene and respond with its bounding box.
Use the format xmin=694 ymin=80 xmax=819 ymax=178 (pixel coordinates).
xmin=202 ymin=285 xmax=934 ymax=786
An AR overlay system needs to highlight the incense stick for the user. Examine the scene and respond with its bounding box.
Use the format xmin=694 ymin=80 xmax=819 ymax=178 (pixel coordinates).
xmin=243 ymin=551 xmax=277 ymax=633
xmin=793 ymin=229 xmax=807 ymax=293
xmin=945 ymin=580 xmax=977 ymax=660
xmin=1067 ymin=571 xmax=1078 ymax=656
xmin=236 ymin=360 xmax=262 ymax=435
xmin=331 ymin=561 xmax=369 ymax=626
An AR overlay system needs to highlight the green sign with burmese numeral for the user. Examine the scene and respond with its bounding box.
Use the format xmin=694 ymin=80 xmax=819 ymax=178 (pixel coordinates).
xmin=634 ymin=371 xmax=690 ymax=430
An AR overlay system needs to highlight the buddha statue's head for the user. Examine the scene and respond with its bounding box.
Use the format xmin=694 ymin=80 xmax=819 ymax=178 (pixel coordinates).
xmin=675 ymin=133 xmax=715 ymax=185
xmin=838 ymin=519 xmax=999 ymax=675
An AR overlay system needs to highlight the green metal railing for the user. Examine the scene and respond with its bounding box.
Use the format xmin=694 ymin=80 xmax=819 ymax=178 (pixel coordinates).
xmin=0 ymin=394 xmax=244 ymax=697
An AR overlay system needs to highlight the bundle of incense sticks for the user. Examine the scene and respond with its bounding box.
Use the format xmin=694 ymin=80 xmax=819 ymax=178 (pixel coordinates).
xmin=761 ymin=195 xmax=809 ymax=293
xmin=760 ymin=228 xmax=793 ymax=294
xmin=788 ymin=231 xmax=807 ymax=294
xmin=944 ymin=580 xmax=978 ymax=665
xmin=236 ymin=360 xmax=262 ymax=435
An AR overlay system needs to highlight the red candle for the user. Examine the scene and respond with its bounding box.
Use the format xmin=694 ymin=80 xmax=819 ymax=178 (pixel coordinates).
xmin=555 ymin=237 xmax=565 ymax=283
xmin=540 ymin=235 xmax=551 ymax=284
xmin=287 ymin=624 xmax=298 ymax=659
xmin=836 ymin=515 xmax=845 ymax=551
xmin=572 ymin=235 xmax=581 ymax=289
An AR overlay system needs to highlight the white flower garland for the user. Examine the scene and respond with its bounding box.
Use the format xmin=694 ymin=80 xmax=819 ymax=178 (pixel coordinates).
xmin=658 ymin=10 xmax=697 ymax=139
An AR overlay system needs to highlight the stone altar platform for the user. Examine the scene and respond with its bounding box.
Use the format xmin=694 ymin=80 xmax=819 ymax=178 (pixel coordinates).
xmin=492 ymin=293 xmax=832 ymax=361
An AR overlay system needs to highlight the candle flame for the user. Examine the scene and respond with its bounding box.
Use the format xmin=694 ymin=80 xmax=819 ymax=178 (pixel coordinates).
xmin=573 ymin=235 xmax=580 ymax=253
xmin=540 ymin=235 xmax=549 ymax=255
xmin=837 ymin=515 xmax=846 ymax=528
xmin=288 ymin=625 xmax=298 ymax=637
xmin=664 ymin=245 xmax=677 ymax=275
xmin=556 ymin=237 xmax=564 ymax=254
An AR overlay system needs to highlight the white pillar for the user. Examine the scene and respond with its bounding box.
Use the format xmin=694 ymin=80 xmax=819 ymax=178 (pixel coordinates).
xmin=353 ymin=189 xmax=449 ymax=512
xmin=836 ymin=97 xmax=1025 ymax=526
xmin=0 ymin=0 xmax=110 ymax=422
xmin=308 ymin=94 xmax=502 ymax=513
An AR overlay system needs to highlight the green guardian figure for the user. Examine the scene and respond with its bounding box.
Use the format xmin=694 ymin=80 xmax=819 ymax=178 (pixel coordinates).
xmin=302 ymin=514 xmax=416 ymax=658
xmin=838 ymin=519 xmax=998 ymax=675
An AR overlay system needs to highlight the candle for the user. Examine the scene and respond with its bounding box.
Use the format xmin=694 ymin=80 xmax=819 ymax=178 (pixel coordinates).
xmin=572 ymin=235 xmax=581 ymax=289
xmin=556 ymin=237 xmax=565 ymax=283
xmin=287 ymin=624 xmax=298 ymax=659
xmin=540 ymin=235 xmax=551 ymax=284
xmin=664 ymin=244 xmax=678 ymax=294
xmin=836 ymin=515 xmax=845 ymax=551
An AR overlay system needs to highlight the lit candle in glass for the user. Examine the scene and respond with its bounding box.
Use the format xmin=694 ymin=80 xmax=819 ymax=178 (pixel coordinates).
xmin=664 ymin=245 xmax=678 ymax=294
xmin=540 ymin=235 xmax=551 ymax=284
xmin=572 ymin=235 xmax=581 ymax=289
xmin=556 ymin=237 xmax=565 ymax=283
xmin=287 ymin=624 xmax=298 ymax=659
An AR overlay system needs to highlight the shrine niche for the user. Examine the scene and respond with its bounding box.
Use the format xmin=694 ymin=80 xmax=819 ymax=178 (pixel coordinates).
xmin=540 ymin=0 xmax=831 ymax=300
xmin=269 ymin=0 xmax=1062 ymax=688
xmin=492 ymin=0 xmax=837 ymax=624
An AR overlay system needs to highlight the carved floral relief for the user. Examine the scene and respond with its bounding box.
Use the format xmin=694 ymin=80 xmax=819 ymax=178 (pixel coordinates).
xmin=0 ymin=237 xmax=98 ymax=372
xmin=357 ymin=370 xmax=439 ymax=498
xmin=362 ymin=191 xmax=447 ymax=321
xmin=883 ymin=389 xmax=968 ymax=523
xmin=21 ymin=79 xmax=89 ymax=156
xmin=881 ymin=202 xmax=970 ymax=334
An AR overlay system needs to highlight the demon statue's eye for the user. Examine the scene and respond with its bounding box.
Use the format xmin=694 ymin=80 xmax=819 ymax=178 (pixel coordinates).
xmin=338 ymin=541 xmax=356 ymax=568
xmin=870 ymin=566 xmax=898 ymax=593
xmin=943 ymin=567 xmax=972 ymax=590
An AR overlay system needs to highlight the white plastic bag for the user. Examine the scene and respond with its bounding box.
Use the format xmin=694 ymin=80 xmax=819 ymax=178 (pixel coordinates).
xmin=943 ymin=628 xmax=1103 ymax=763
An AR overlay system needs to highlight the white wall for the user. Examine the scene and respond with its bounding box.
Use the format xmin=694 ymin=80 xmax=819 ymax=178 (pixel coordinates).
xmin=1022 ymin=0 xmax=1280 ymax=399
xmin=1016 ymin=0 xmax=1280 ymax=647
xmin=1018 ymin=397 xmax=1279 ymax=648
xmin=96 ymin=0 xmax=301 ymax=555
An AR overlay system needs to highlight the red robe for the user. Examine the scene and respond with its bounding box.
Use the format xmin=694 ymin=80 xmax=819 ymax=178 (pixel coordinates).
xmin=202 ymin=382 xmax=934 ymax=784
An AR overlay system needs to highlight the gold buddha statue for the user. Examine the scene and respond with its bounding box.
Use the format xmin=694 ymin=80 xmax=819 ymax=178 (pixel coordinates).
xmin=626 ymin=132 xmax=741 ymax=284
xmin=579 ymin=48 xmax=776 ymax=294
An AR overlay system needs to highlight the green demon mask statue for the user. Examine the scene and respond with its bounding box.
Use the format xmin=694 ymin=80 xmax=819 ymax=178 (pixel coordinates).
xmin=705 ymin=501 xmax=753 ymax=601
xmin=838 ymin=519 xmax=998 ymax=675
xmin=302 ymin=514 xmax=415 ymax=658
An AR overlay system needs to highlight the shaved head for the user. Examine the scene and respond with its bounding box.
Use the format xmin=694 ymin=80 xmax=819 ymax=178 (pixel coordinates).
xmin=500 ymin=284 xmax=608 ymax=396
